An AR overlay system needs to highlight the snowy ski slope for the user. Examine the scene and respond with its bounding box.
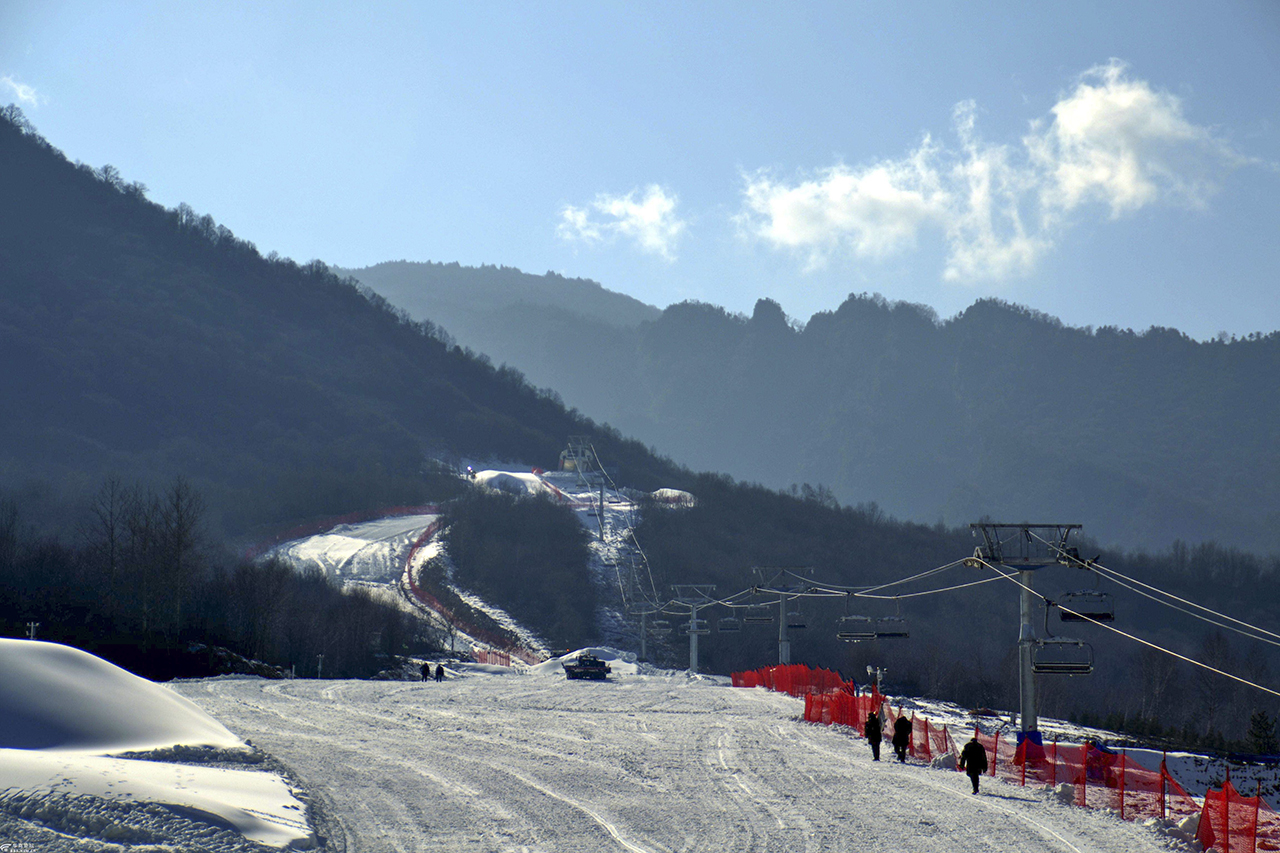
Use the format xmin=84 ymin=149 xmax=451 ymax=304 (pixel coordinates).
xmin=174 ymin=671 xmax=1194 ymax=853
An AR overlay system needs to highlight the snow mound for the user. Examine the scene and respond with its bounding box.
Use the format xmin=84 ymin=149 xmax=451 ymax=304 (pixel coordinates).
xmin=1053 ymin=781 xmax=1077 ymax=806
xmin=0 ymin=640 xmax=315 ymax=849
xmin=0 ymin=639 xmax=243 ymax=753
xmin=0 ymin=750 xmax=313 ymax=848
xmin=650 ymin=488 xmax=696 ymax=506
xmin=474 ymin=470 xmax=550 ymax=497
xmin=530 ymin=647 xmax=642 ymax=676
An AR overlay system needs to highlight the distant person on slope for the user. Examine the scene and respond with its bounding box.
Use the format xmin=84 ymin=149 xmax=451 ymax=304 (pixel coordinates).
xmin=864 ymin=712 xmax=882 ymax=761
xmin=435 ymin=663 xmax=445 ymax=682
xmin=421 ymin=661 xmax=432 ymax=682
xmin=959 ymin=735 xmax=988 ymax=794
xmin=892 ymin=715 xmax=913 ymax=763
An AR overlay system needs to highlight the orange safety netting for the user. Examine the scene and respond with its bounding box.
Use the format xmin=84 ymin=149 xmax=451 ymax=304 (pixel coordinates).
xmin=731 ymin=663 xmax=1259 ymax=830
xmin=731 ymin=664 xmax=847 ymax=697
xmin=1012 ymin=740 xmax=1200 ymax=821
xmin=1198 ymin=778 xmax=1280 ymax=853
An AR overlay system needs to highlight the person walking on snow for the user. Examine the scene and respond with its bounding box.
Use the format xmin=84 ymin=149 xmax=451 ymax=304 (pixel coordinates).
xmin=421 ymin=661 xmax=432 ymax=682
xmin=434 ymin=663 xmax=445 ymax=682
xmin=864 ymin=712 xmax=882 ymax=761
xmin=959 ymin=735 xmax=988 ymax=794
xmin=892 ymin=714 xmax=912 ymax=763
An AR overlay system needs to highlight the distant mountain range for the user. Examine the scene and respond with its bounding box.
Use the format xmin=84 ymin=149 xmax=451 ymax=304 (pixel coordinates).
xmin=344 ymin=265 xmax=1280 ymax=554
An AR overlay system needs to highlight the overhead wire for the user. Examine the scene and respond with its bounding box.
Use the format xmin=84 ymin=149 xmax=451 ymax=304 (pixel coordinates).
xmin=1023 ymin=528 xmax=1280 ymax=649
xmin=855 ymin=573 xmax=1008 ymax=600
xmin=972 ymin=557 xmax=1280 ymax=701
xmin=852 ymin=558 xmax=969 ymax=596
xmin=588 ymin=441 xmax=662 ymax=604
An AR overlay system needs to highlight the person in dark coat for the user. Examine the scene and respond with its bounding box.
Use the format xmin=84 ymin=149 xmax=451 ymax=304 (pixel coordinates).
xmin=892 ymin=715 xmax=913 ymax=763
xmin=434 ymin=663 xmax=445 ymax=682
xmin=864 ymin=712 xmax=882 ymax=761
xmin=421 ymin=661 xmax=432 ymax=681
xmin=959 ymin=735 xmax=988 ymax=793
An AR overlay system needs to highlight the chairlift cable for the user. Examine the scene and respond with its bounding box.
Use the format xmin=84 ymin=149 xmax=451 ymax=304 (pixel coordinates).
xmin=855 ymin=573 xmax=1007 ymax=600
xmin=1084 ymin=566 xmax=1280 ymax=649
xmin=1024 ymin=529 xmax=1280 ymax=646
xmin=851 ymin=558 xmax=969 ymax=596
xmin=973 ymin=557 xmax=1280 ymax=700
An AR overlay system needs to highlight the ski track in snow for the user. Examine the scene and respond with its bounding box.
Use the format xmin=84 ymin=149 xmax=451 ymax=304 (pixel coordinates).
xmin=176 ymin=675 xmax=1187 ymax=853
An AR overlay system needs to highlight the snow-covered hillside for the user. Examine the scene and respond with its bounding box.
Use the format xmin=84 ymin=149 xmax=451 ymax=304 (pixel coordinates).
xmin=262 ymin=464 xmax=660 ymax=662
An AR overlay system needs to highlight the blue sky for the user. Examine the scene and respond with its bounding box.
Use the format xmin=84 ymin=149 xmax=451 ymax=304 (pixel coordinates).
xmin=3 ymin=1 xmax=1277 ymax=338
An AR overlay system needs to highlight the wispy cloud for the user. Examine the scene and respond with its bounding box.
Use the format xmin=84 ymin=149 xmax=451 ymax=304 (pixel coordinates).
xmin=1 ymin=75 xmax=43 ymax=108
xmin=558 ymin=185 xmax=686 ymax=261
xmin=739 ymin=61 xmax=1243 ymax=283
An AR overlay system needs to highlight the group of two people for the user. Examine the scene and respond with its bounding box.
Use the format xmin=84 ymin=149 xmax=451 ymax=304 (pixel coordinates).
xmin=863 ymin=711 xmax=989 ymax=794
xmin=421 ymin=662 xmax=446 ymax=682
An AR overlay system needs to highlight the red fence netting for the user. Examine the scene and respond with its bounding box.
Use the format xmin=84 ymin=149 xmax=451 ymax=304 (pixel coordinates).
xmin=732 ymin=663 xmax=1253 ymax=832
xmin=403 ymin=520 xmax=544 ymax=665
xmin=1198 ymin=778 xmax=1280 ymax=853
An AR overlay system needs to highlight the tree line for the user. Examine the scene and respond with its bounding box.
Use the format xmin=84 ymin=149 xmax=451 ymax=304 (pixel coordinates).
xmin=0 ymin=476 xmax=439 ymax=679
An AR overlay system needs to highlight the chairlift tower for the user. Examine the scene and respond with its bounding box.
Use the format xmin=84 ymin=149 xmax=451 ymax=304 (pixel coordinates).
xmin=672 ymin=585 xmax=716 ymax=672
xmin=752 ymin=567 xmax=813 ymax=666
xmin=969 ymin=523 xmax=1081 ymax=740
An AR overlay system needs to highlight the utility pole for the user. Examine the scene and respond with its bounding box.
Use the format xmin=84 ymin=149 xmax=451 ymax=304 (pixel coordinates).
xmin=26 ymin=621 xmax=40 ymax=641
xmin=316 ymin=653 xmax=324 ymax=679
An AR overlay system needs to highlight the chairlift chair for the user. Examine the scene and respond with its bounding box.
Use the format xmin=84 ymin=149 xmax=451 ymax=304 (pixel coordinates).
xmin=786 ymin=610 xmax=807 ymax=630
xmin=1058 ymin=591 xmax=1115 ymax=623
xmin=1032 ymin=639 xmax=1094 ymax=675
xmin=649 ymin=618 xmax=670 ymax=631
xmin=686 ymin=618 xmax=711 ymax=636
xmin=836 ymin=615 xmax=876 ymax=642
xmin=718 ymin=617 xmax=741 ymax=633
xmin=743 ymin=606 xmax=774 ymax=624
xmin=873 ymin=615 xmax=910 ymax=640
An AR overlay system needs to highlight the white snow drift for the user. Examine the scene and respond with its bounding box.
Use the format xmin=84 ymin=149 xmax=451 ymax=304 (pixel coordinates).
xmin=0 ymin=640 xmax=314 ymax=849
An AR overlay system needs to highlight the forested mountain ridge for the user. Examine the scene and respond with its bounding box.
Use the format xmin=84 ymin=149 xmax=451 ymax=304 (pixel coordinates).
xmin=335 ymin=260 xmax=660 ymax=331
xmin=0 ymin=107 xmax=680 ymax=535
xmin=347 ymin=270 xmax=1280 ymax=554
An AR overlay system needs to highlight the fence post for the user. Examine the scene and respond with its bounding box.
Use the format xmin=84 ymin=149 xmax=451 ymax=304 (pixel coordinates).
xmin=1020 ymin=738 xmax=1027 ymax=787
xmin=1222 ymin=779 xmax=1231 ymax=853
xmin=1159 ymin=751 xmax=1167 ymax=821
xmin=1119 ymin=751 xmax=1126 ymax=821
xmin=1080 ymin=743 xmax=1088 ymax=808
xmin=1254 ymin=782 xmax=1263 ymax=853
xmin=1051 ymin=736 xmax=1058 ymax=787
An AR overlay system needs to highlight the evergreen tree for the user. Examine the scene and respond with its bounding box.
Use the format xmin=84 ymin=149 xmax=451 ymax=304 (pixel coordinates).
xmin=1248 ymin=709 xmax=1278 ymax=755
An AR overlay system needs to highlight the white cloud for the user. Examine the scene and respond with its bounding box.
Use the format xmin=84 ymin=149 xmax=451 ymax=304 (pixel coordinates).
xmin=740 ymin=62 xmax=1242 ymax=284
xmin=558 ymin=185 xmax=685 ymax=261
xmin=1 ymin=75 xmax=42 ymax=108
xmin=1028 ymin=60 xmax=1232 ymax=219
xmin=740 ymin=139 xmax=949 ymax=268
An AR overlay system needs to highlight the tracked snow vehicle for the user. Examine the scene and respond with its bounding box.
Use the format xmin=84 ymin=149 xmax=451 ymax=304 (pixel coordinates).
xmin=562 ymin=653 xmax=611 ymax=680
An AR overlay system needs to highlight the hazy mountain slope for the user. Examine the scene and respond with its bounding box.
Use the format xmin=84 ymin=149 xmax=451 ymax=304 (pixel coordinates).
xmin=0 ymin=109 xmax=679 ymax=534
xmin=345 ymin=254 xmax=1280 ymax=552
xmin=338 ymin=261 xmax=655 ymax=420
xmin=338 ymin=260 xmax=660 ymax=328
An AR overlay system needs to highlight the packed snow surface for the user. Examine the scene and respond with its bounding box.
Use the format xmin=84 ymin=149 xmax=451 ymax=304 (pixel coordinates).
xmin=268 ymin=513 xmax=438 ymax=582
xmin=175 ymin=671 xmax=1190 ymax=852
xmin=0 ymin=640 xmax=314 ymax=849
